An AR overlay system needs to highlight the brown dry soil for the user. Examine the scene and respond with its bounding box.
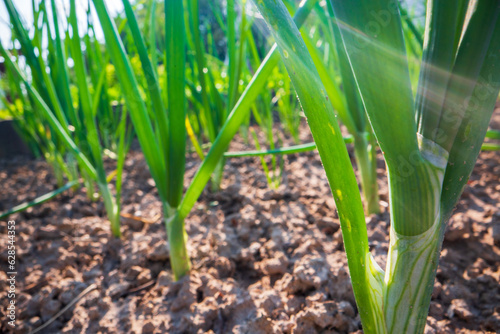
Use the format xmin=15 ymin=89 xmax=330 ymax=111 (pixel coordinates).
xmin=0 ymin=111 xmax=499 ymax=334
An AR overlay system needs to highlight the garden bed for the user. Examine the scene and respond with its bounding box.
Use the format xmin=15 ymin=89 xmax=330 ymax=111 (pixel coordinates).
xmin=0 ymin=110 xmax=499 ymax=334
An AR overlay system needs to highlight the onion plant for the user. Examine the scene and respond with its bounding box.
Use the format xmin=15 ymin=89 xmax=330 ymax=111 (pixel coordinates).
xmin=253 ymin=0 xmax=500 ymax=333
xmin=0 ymin=0 xmax=129 ymax=237
xmin=273 ymin=0 xmax=381 ymax=213
xmin=92 ymin=0 xmax=317 ymax=280
xmin=0 ymin=62 xmax=77 ymax=188
xmin=241 ymin=47 xmax=301 ymax=189
xmin=93 ymin=0 xmax=194 ymax=279
xmin=0 ymin=0 xmax=77 ymax=187
xmin=313 ymin=4 xmax=381 ymax=214
xmin=185 ymin=0 xmax=263 ymax=191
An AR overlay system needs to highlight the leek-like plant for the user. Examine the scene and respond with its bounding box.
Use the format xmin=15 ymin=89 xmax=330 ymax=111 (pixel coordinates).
xmin=283 ymin=0 xmax=381 ymax=213
xmin=253 ymin=0 xmax=500 ymax=333
xmin=1 ymin=0 xmax=129 ymax=237
xmin=92 ymin=0 xmax=317 ymax=280
xmin=186 ymin=0 xmax=263 ymax=191
xmin=1 ymin=0 xmax=77 ymax=187
xmin=0 ymin=57 xmax=75 ymax=187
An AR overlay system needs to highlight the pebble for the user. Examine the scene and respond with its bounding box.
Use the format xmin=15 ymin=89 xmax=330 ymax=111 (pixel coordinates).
xmin=126 ymin=266 xmax=143 ymax=280
xmin=338 ymin=300 xmax=355 ymax=318
xmin=147 ymin=241 xmax=170 ymax=261
xmin=156 ymin=271 xmax=173 ymax=287
xmin=293 ymin=301 xmax=351 ymax=332
xmin=258 ymin=252 xmax=288 ymax=276
xmin=63 ymin=266 xmax=78 ymax=279
xmin=59 ymin=289 xmax=76 ymax=305
xmin=213 ymin=256 xmax=235 ymax=278
xmin=107 ymin=282 xmax=130 ymax=299
xmin=40 ymin=299 xmax=62 ymax=322
xmin=317 ymin=216 xmax=340 ymax=234
xmin=88 ymin=306 xmax=100 ymax=320
xmin=28 ymin=316 xmax=42 ymax=328
xmin=142 ymin=321 xmax=155 ymax=334
xmin=87 ymin=242 xmax=104 ymax=256
xmin=447 ymin=299 xmax=474 ymax=322
xmin=123 ymin=214 xmax=144 ymax=231
xmin=137 ymin=268 xmax=152 ymax=284
xmin=445 ymin=214 xmax=471 ymax=241
xmin=33 ymin=226 xmax=63 ymax=240
xmin=98 ymin=296 xmax=112 ymax=311
xmin=429 ymin=301 xmax=444 ymax=318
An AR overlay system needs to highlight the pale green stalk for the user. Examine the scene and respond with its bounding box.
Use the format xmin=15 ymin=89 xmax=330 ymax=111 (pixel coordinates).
xmin=165 ymin=0 xmax=190 ymax=278
xmin=252 ymin=1 xmax=385 ymax=332
xmin=329 ymin=0 xmax=500 ymax=332
xmin=69 ymin=0 xmax=121 ymax=236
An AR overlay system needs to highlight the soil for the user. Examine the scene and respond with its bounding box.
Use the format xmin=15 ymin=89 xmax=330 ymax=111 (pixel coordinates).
xmin=0 ymin=109 xmax=499 ymax=334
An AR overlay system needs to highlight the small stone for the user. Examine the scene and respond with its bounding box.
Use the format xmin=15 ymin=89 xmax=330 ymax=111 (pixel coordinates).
xmin=59 ymin=289 xmax=76 ymax=305
xmin=143 ymin=302 xmax=154 ymax=316
xmin=213 ymin=257 xmax=235 ymax=278
xmin=285 ymin=255 xmax=331 ymax=293
xmin=338 ymin=301 xmax=355 ymax=318
xmin=440 ymin=284 xmax=473 ymax=304
xmin=98 ymin=296 xmax=112 ymax=311
xmin=256 ymin=290 xmax=282 ymax=316
xmin=249 ymin=242 xmax=261 ymax=254
xmin=26 ymin=296 xmax=41 ymax=318
xmin=432 ymin=281 xmax=442 ymax=299
xmin=142 ymin=321 xmax=155 ymax=334
xmin=59 ymin=218 xmax=75 ymax=232
xmin=80 ymin=206 xmax=96 ymax=217
xmin=83 ymin=290 xmax=100 ymax=308
xmin=87 ymin=242 xmax=103 ymax=256
xmin=63 ymin=267 xmax=78 ymax=279
xmin=69 ymin=316 xmax=83 ymax=329
xmin=82 ymin=266 xmax=102 ymax=281
xmin=156 ymin=271 xmax=173 ymax=287
xmin=466 ymin=258 xmax=487 ymax=278
xmin=28 ymin=316 xmax=42 ymax=328
xmin=485 ymin=312 xmax=500 ymax=331
xmin=126 ymin=266 xmax=143 ymax=280
xmin=123 ymin=214 xmax=144 ymax=231
xmin=317 ymin=216 xmax=340 ymax=234
xmin=290 ymin=218 xmax=307 ymax=228
xmin=435 ymin=320 xmax=453 ymax=334
xmin=293 ymin=301 xmax=350 ymax=332
xmin=147 ymin=241 xmax=170 ymax=261
xmin=445 ymin=214 xmax=471 ymax=241
xmin=429 ymin=301 xmax=444 ymax=318
xmin=258 ymin=252 xmax=288 ymax=276
xmin=263 ymin=190 xmax=280 ymax=201
xmin=88 ymin=306 xmax=100 ymax=320
xmin=447 ymin=299 xmax=474 ymax=322
xmin=284 ymin=294 xmax=304 ymax=315
xmin=370 ymin=225 xmax=387 ymax=242
xmin=305 ymin=291 xmax=327 ymax=307
xmin=107 ymin=282 xmax=130 ymax=299
xmin=40 ymin=299 xmax=61 ymax=322
xmin=33 ymin=226 xmax=63 ymax=240
xmin=137 ymin=268 xmax=153 ymax=284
